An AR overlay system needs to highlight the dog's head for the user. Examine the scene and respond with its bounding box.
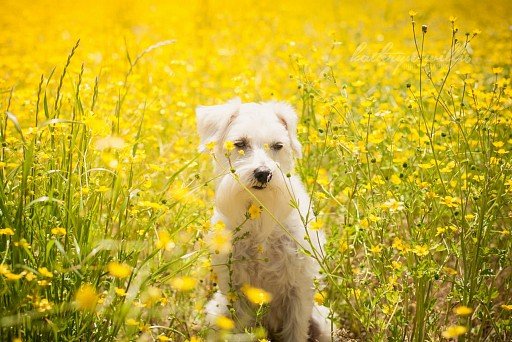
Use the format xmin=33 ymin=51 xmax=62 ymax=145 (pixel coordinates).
xmin=196 ymin=99 xmax=302 ymax=193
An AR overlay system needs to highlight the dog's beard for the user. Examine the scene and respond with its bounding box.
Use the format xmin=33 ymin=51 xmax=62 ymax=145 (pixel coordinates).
xmin=232 ymin=159 xmax=281 ymax=191
xmin=217 ymin=162 xmax=275 ymax=193
xmin=215 ymin=161 xmax=291 ymax=218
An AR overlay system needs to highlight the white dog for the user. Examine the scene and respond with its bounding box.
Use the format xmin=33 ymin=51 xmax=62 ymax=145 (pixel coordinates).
xmin=197 ymin=99 xmax=332 ymax=342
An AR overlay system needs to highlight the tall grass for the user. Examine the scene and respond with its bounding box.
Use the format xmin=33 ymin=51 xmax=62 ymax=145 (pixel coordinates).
xmin=1 ymin=39 xmax=209 ymax=341
xmin=291 ymin=14 xmax=511 ymax=341
xmin=1 ymin=1 xmax=511 ymax=341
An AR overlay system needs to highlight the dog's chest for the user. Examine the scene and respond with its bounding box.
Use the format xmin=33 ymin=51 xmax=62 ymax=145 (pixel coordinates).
xmin=233 ymin=222 xmax=303 ymax=288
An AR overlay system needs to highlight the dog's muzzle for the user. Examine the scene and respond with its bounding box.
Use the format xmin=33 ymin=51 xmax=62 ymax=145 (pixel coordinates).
xmin=253 ymin=167 xmax=272 ymax=189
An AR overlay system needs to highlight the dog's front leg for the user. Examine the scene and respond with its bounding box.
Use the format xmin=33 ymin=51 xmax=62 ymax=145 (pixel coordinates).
xmin=276 ymin=287 xmax=314 ymax=342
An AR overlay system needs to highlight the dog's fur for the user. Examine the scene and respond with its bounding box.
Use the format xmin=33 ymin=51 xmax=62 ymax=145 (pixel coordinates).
xmin=197 ymin=99 xmax=332 ymax=342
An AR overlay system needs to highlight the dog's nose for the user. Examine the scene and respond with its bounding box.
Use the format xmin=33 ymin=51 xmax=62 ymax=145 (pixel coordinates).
xmin=254 ymin=167 xmax=272 ymax=184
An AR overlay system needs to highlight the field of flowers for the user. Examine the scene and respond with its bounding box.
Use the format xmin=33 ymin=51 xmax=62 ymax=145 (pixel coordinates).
xmin=1 ymin=0 xmax=511 ymax=341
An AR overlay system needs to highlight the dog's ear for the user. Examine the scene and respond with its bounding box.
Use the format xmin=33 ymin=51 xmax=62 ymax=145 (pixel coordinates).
xmin=273 ymin=102 xmax=303 ymax=158
xmin=196 ymin=98 xmax=241 ymax=152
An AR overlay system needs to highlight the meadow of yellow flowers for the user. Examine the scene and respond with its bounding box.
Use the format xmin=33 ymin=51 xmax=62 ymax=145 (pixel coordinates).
xmin=1 ymin=0 xmax=511 ymax=341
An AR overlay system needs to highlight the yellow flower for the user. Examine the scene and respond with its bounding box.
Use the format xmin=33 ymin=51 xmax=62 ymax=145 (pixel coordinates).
xmin=126 ymin=318 xmax=139 ymax=326
xmin=418 ymin=161 xmax=435 ymax=169
xmin=157 ymin=335 xmax=171 ymax=341
xmin=382 ymin=304 xmax=393 ymax=315
xmin=38 ymin=267 xmax=53 ymax=278
xmin=107 ymin=262 xmax=132 ymax=278
xmin=390 ymin=174 xmax=402 ymax=185
xmin=440 ymin=196 xmax=461 ymax=208
xmin=0 ymin=228 xmax=15 ymax=235
xmin=241 ymin=284 xmax=272 ymax=305
xmin=205 ymin=141 xmax=216 ymax=151
xmin=248 ymin=204 xmax=262 ymax=220
xmin=51 ymin=227 xmax=66 ymax=236
xmin=4 ymin=272 xmax=24 ymax=281
xmin=187 ymin=337 xmax=203 ymax=342
xmin=156 ymin=230 xmax=174 ymax=250
xmin=412 ymin=245 xmax=429 ymax=257
xmin=314 ymin=291 xmax=326 ymax=305
xmin=213 ymin=221 xmax=225 ymax=230
xmin=139 ymin=323 xmax=150 ymax=333
xmin=391 ymin=261 xmax=402 ymax=270
xmin=370 ymin=244 xmax=383 ymax=254
xmin=37 ymin=280 xmax=50 ymax=287
xmin=223 ymin=140 xmax=235 ymax=152
xmin=115 ymin=287 xmax=127 ymax=296
xmin=0 ymin=264 xmax=9 ymax=275
xmin=441 ymin=325 xmax=467 ymax=339
xmin=25 ymin=272 xmax=37 ymax=281
xmin=138 ymin=200 xmax=166 ymax=210
xmin=408 ymin=10 xmax=417 ymax=17
xmin=453 ymin=305 xmax=473 ymax=316
xmin=436 ymin=226 xmax=447 ymax=237
xmin=37 ymin=298 xmax=53 ymax=312
xmin=501 ymin=304 xmax=512 ymax=311
xmin=75 ymin=284 xmax=99 ymax=311
xmin=14 ymin=239 xmax=31 ymax=248
xmin=208 ymin=226 xmax=232 ymax=255
xmin=392 ymin=237 xmax=407 ymax=252
xmin=215 ymin=315 xmax=235 ymax=330
xmin=316 ymin=168 xmax=330 ymax=186
xmin=170 ymin=276 xmax=197 ymax=292
xmin=170 ymin=187 xmax=189 ymax=202
xmin=372 ymin=175 xmax=385 ymax=185
xmin=95 ymin=185 xmax=110 ymax=193
xmin=339 ymin=239 xmax=348 ymax=253
xmin=257 ymin=243 xmax=265 ymax=254
xmin=465 ymin=213 xmax=475 ymax=221
xmin=310 ymin=219 xmax=323 ymax=230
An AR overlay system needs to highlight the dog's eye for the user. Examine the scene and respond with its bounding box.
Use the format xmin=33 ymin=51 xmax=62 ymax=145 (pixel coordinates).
xmin=272 ymin=142 xmax=284 ymax=151
xmin=234 ymin=141 xmax=247 ymax=149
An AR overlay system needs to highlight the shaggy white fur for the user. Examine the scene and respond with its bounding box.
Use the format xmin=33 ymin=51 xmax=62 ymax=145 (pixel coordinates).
xmin=197 ymin=99 xmax=333 ymax=342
